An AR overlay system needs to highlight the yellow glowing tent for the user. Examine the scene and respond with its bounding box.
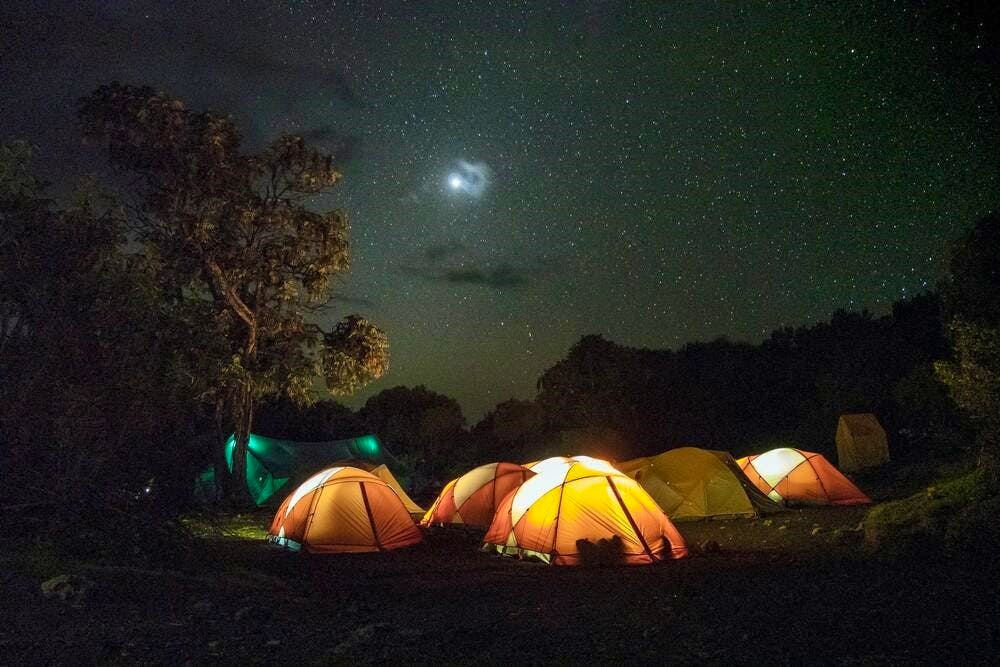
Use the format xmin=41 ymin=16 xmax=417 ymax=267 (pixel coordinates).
xmin=616 ymin=447 xmax=783 ymax=520
xmin=836 ymin=413 xmax=889 ymax=472
xmin=483 ymin=456 xmax=688 ymax=565
xmin=268 ymin=466 xmax=423 ymax=553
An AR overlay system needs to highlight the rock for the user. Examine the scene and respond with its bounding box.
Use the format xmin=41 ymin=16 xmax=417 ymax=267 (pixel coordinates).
xmin=834 ymin=528 xmax=863 ymax=545
xmin=811 ymin=527 xmax=823 ymax=536
xmin=778 ymin=525 xmax=788 ymax=531
xmin=699 ymin=539 xmax=720 ymax=554
xmin=762 ymin=519 xmax=773 ymax=527
xmin=40 ymin=574 xmax=96 ymax=604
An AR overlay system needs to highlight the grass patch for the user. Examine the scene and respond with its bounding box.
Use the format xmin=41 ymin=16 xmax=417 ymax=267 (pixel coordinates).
xmin=864 ymin=466 xmax=1000 ymax=557
xmin=180 ymin=510 xmax=271 ymax=541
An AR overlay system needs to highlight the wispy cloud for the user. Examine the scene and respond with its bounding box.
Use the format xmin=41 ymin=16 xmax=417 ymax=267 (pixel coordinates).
xmin=401 ymin=242 xmax=533 ymax=290
xmin=440 ymin=264 xmax=530 ymax=288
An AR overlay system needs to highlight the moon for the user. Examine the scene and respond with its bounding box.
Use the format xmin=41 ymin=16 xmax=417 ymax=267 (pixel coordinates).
xmin=444 ymin=159 xmax=492 ymax=198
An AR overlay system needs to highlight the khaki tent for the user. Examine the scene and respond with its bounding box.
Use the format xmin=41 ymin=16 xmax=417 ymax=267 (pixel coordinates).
xmin=421 ymin=462 xmax=534 ymax=528
xmin=268 ymin=467 xmax=423 ymax=553
xmin=333 ymin=459 xmax=424 ymax=518
xmin=616 ymin=447 xmax=783 ymax=520
xmin=736 ymin=448 xmax=871 ymax=506
xmin=483 ymin=456 xmax=688 ymax=565
xmin=836 ymin=413 xmax=889 ymax=472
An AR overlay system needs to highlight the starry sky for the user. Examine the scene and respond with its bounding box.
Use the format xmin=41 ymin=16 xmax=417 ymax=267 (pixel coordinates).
xmin=2 ymin=1 xmax=998 ymax=420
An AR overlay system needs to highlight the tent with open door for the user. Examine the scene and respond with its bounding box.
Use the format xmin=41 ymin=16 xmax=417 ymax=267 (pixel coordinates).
xmin=483 ymin=456 xmax=688 ymax=565
xmin=736 ymin=447 xmax=871 ymax=506
xmin=268 ymin=466 xmax=423 ymax=553
xmin=421 ymin=462 xmax=534 ymax=528
xmin=836 ymin=413 xmax=889 ymax=472
xmin=616 ymin=447 xmax=783 ymax=520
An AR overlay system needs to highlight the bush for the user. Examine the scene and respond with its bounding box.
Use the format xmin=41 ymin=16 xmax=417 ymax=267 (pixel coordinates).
xmin=863 ymin=467 xmax=999 ymax=559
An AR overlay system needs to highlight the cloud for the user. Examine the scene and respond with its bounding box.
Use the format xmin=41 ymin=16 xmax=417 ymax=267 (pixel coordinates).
xmin=440 ymin=264 xmax=530 ymax=288
xmin=401 ymin=243 xmax=532 ymax=290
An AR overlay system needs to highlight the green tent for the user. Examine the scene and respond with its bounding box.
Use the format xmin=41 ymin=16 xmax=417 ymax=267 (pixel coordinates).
xmin=197 ymin=432 xmax=396 ymax=506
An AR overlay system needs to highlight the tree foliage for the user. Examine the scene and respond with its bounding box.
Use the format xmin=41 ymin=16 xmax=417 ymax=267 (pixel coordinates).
xmin=359 ymin=385 xmax=467 ymax=492
xmin=0 ymin=141 xmax=206 ymax=520
xmin=936 ymin=213 xmax=1000 ymax=477
xmin=78 ymin=83 xmax=388 ymax=502
xmin=533 ymin=299 xmax=951 ymax=463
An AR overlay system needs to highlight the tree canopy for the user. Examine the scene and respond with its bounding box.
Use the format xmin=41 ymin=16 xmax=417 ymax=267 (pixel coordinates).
xmin=78 ymin=83 xmax=389 ymax=502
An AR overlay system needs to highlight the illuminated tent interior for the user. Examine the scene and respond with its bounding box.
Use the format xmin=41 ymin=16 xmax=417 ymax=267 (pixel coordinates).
xmin=197 ymin=432 xmax=399 ymax=506
xmin=421 ymin=462 xmax=534 ymax=528
xmin=836 ymin=413 xmax=890 ymax=472
xmin=616 ymin=447 xmax=783 ymax=520
xmin=268 ymin=466 xmax=423 ymax=554
xmin=736 ymin=447 xmax=871 ymax=506
xmin=483 ymin=456 xmax=688 ymax=565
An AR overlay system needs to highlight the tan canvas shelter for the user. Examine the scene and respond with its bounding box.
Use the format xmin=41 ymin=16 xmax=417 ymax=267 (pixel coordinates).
xmin=836 ymin=413 xmax=889 ymax=472
xmin=268 ymin=466 xmax=423 ymax=553
xmin=736 ymin=448 xmax=871 ymax=506
xmin=421 ymin=462 xmax=534 ymax=528
xmin=617 ymin=447 xmax=783 ymax=520
xmin=483 ymin=456 xmax=688 ymax=565
xmin=332 ymin=459 xmax=424 ymax=518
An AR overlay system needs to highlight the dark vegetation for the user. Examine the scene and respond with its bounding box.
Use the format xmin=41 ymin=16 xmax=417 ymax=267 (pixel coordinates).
xmin=2 ymin=87 xmax=999 ymax=662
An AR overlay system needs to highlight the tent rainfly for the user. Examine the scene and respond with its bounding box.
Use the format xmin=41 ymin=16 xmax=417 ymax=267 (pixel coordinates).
xmin=483 ymin=456 xmax=688 ymax=565
xmin=268 ymin=466 xmax=423 ymax=554
xmin=421 ymin=462 xmax=534 ymax=528
xmin=616 ymin=447 xmax=783 ymax=520
xmin=736 ymin=448 xmax=871 ymax=506
xmin=836 ymin=413 xmax=889 ymax=472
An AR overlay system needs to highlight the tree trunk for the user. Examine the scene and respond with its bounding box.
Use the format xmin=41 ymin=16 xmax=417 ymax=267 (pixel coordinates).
xmin=226 ymin=381 xmax=257 ymax=507
xmin=213 ymin=397 xmax=233 ymax=503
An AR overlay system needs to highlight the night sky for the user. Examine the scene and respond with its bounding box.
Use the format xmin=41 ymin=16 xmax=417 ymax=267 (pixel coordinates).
xmin=2 ymin=1 xmax=997 ymax=420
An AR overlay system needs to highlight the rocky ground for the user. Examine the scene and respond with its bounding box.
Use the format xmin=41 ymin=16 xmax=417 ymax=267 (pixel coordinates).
xmin=3 ymin=500 xmax=997 ymax=665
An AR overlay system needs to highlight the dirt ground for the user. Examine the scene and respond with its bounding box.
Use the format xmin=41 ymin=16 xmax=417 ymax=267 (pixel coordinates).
xmin=3 ymin=502 xmax=997 ymax=665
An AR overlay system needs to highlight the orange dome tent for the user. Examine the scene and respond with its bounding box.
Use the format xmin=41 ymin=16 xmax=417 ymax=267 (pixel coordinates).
xmin=483 ymin=456 xmax=688 ymax=565
xmin=268 ymin=466 xmax=423 ymax=553
xmin=421 ymin=462 xmax=534 ymax=528
xmin=736 ymin=448 xmax=871 ymax=506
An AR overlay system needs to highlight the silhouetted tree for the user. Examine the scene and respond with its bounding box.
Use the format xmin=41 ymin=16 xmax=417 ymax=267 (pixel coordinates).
xmin=472 ymin=398 xmax=544 ymax=463
xmin=359 ymin=385 xmax=468 ymax=492
xmin=0 ymin=141 xmax=206 ymax=516
xmin=78 ymin=83 xmax=388 ymax=504
xmin=253 ymin=396 xmax=364 ymax=441
xmin=936 ymin=213 xmax=1000 ymax=478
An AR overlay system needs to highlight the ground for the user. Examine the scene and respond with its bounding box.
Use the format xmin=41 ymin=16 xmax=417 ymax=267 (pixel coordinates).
xmin=3 ymin=473 xmax=997 ymax=664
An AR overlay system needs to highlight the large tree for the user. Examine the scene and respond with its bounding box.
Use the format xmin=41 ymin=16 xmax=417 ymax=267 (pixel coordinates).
xmin=78 ymin=83 xmax=388 ymax=503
